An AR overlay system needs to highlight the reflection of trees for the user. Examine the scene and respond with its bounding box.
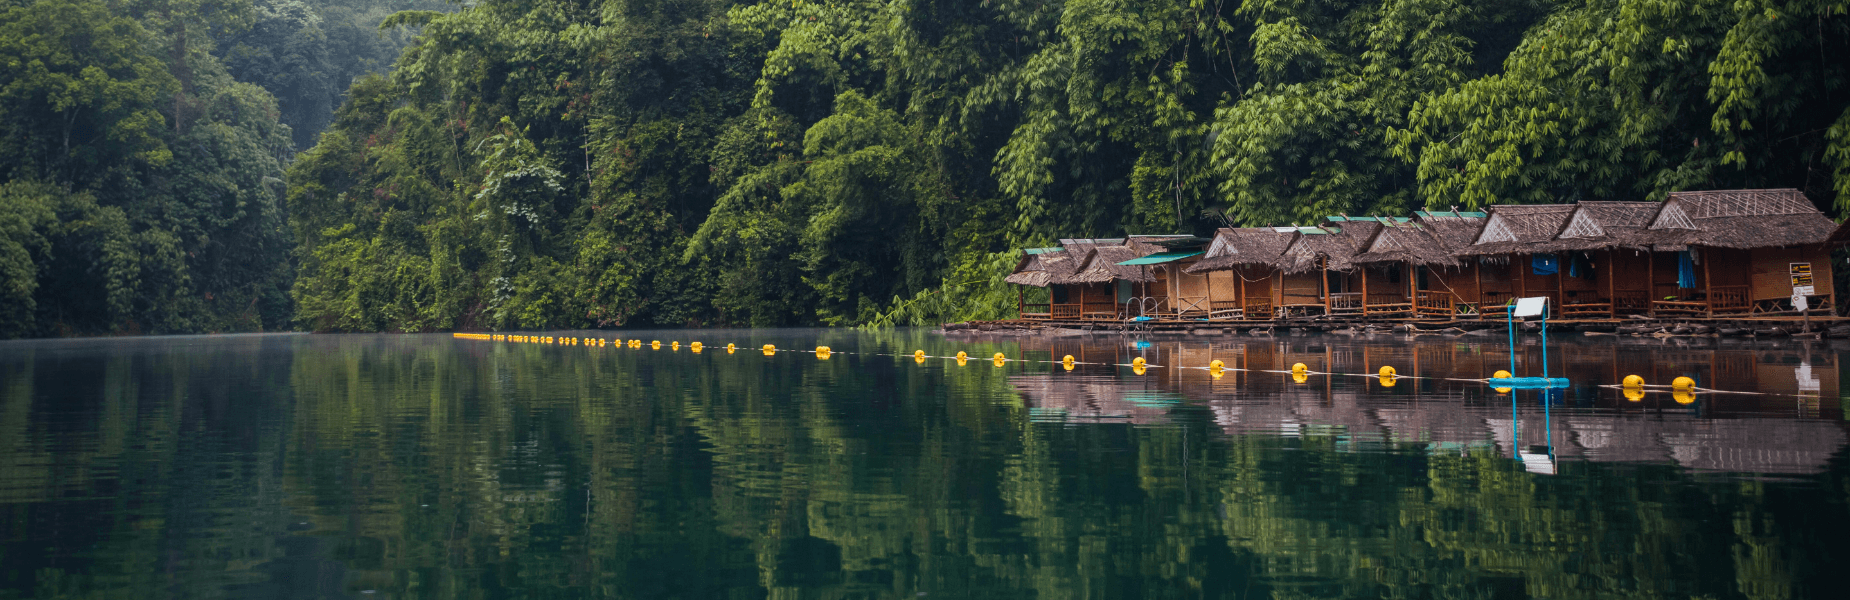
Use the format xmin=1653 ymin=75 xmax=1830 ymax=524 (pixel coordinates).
xmin=8 ymin=334 xmax=1844 ymax=598
xmin=262 ymin=335 xmax=1850 ymax=599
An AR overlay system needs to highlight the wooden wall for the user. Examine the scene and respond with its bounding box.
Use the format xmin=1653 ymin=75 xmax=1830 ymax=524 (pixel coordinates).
xmin=1609 ymin=250 xmax=1650 ymax=291
xmin=1748 ymin=246 xmax=1834 ymax=302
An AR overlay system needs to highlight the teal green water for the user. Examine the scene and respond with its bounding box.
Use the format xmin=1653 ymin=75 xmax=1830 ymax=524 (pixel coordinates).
xmin=3 ymin=330 xmax=1849 ymax=599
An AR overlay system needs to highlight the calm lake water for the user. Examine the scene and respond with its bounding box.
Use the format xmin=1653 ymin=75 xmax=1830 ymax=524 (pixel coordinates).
xmin=4 ymin=329 xmax=1850 ymax=599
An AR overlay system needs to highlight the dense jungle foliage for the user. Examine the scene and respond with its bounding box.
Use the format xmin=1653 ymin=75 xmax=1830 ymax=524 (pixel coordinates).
xmin=287 ymin=0 xmax=1850 ymax=332
xmin=6 ymin=0 xmax=1850 ymax=336
xmin=0 ymin=0 xmax=439 ymax=338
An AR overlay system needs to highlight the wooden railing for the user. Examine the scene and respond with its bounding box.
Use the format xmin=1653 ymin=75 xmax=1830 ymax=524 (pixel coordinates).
xmin=1174 ymin=296 xmax=1211 ymax=316
xmin=1710 ymin=285 xmax=1750 ymax=314
xmin=1208 ymin=300 xmax=1244 ymax=320
xmin=1244 ymin=298 xmax=1275 ymax=319
xmin=1328 ymin=293 xmax=1363 ymax=314
xmin=1081 ymin=301 xmax=1119 ymax=319
xmin=1021 ymin=303 xmax=1051 ymax=319
xmin=1613 ymin=290 xmax=1650 ymax=313
xmin=1051 ymin=304 xmax=1081 ymax=319
xmin=1415 ymin=291 xmax=1454 ymax=317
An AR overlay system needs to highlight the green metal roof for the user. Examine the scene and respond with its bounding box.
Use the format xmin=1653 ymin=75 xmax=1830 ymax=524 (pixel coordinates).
xmin=1414 ymin=210 xmax=1488 ymax=218
xmin=1115 ymin=251 xmax=1204 ymax=266
xmin=1022 ymin=247 xmax=1064 ymax=254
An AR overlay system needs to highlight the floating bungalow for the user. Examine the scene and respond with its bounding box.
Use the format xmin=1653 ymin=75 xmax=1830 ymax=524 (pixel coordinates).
xmin=1002 ymin=189 xmax=1844 ymax=327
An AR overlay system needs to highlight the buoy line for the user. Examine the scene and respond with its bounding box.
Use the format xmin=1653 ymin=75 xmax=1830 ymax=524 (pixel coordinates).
xmin=448 ymin=333 xmax=1812 ymax=399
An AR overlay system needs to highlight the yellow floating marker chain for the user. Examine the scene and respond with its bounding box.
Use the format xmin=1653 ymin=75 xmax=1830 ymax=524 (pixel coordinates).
xmin=691 ymin=342 xmax=703 ymax=352
xmin=726 ymin=343 xmax=737 ymax=354
xmin=815 ymin=346 xmax=831 ymax=359
xmin=1061 ymin=355 xmax=1075 ymax=371
xmin=762 ymin=344 xmax=776 ymax=356
xmin=992 ymin=353 xmax=1006 ymax=367
xmin=1376 ymin=365 xmax=1397 ymax=387
xmin=914 ymin=350 xmax=926 ymax=364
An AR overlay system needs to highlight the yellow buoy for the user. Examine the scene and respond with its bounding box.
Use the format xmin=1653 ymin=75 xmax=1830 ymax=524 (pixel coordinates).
xmin=1671 ymin=376 xmax=1696 ymax=391
xmin=691 ymin=342 xmax=703 ymax=352
xmin=762 ymin=344 xmax=776 ymax=356
xmin=1624 ymin=387 xmax=1645 ymax=402
xmin=672 ymin=341 xmax=680 ymax=351
xmin=1131 ymin=357 xmax=1146 ymax=369
xmin=1132 ymin=364 xmax=1147 ymax=376
xmin=913 ymin=350 xmax=926 ymax=362
xmin=1673 ymin=389 xmax=1697 ymax=405
xmin=1377 ymin=365 xmax=1397 ymax=387
xmin=1292 ymin=362 xmax=1307 ymax=374
xmin=1493 ymin=369 xmax=1512 ymax=379
xmin=956 ymin=351 xmax=968 ymax=361
xmin=816 ymin=346 xmax=831 ymax=359
xmin=1208 ymin=359 xmax=1225 ymax=376
xmin=651 ymin=340 xmax=661 ymax=350
xmin=1211 ymin=370 xmax=1225 ymax=380
xmin=1293 ymin=371 xmax=1309 ymax=384
xmin=956 ymin=355 xmax=968 ymax=366
xmin=993 ymin=352 xmax=1006 ymax=362
xmin=727 ymin=343 xmax=736 ymax=353
xmin=1622 ymin=374 xmax=1644 ymax=388
xmin=993 ymin=355 xmax=1007 ymax=368
xmin=1062 ymin=355 xmax=1076 ymax=371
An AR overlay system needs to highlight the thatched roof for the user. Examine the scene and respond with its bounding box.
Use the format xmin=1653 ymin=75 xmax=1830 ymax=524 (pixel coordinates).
xmin=1273 ymin=222 xmax=1379 ymax=274
xmin=1183 ymin=228 xmax=1297 ymax=274
xmin=1413 ymin=211 xmax=1488 ymax=253
xmin=1457 ymin=204 xmax=1575 ymax=256
xmin=1645 ymin=189 xmax=1836 ymax=249
xmin=1053 ymin=245 xmax=1154 ymax=284
xmin=1532 ymin=201 xmax=1661 ymax=252
xmin=1352 ymin=221 xmax=1459 ymax=267
xmin=1004 ymin=251 xmax=1056 ymax=287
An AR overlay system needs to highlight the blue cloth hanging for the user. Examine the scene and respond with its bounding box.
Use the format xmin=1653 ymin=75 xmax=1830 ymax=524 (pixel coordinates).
xmin=1567 ymin=253 xmax=1582 ymax=278
xmin=1677 ymin=251 xmax=1697 ymax=289
xmin=1531 ymin=253 xmax=1559 ymax=276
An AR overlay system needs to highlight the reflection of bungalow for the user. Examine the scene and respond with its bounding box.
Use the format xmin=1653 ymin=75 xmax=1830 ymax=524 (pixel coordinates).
xmin=1636 ymin=189 xmax=1837 ymax=315
xmin=1273 ymin=221 xmax=1380 ymax=316
xmin=1181 ymin=228 xmax=1301 ymax=320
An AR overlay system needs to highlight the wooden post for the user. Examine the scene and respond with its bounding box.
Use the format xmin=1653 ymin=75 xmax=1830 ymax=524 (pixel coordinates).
xmin=1555 ymin=253 xmax=1565 ymax=315
xmin=1700 ymin=246 xmax=1712 ymax=317
xmin=1605 ymin=249 xmax=1616 ymax=317
xmin=1474 ymin=258 xmax=1483 ymax=315
xmin=1647 ymin=250 xmax=1656 ymax=316
xmin=1361 ymin=265 xmax=1370 ymax=316
xmin=1238 ymin=268 xmax=1247 ymax=318
xmin=1017 ymin=287 xmax=1023 ymax=319
xmin=1322 ymin=259 xmax=1331 ymax=315
xmin=1516 ymin=255 xmax=1527 ymax=299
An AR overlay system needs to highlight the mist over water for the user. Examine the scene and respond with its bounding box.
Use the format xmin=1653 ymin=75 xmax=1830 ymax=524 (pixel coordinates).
xmin=3 ymin=330 xmax=1848 ymax=599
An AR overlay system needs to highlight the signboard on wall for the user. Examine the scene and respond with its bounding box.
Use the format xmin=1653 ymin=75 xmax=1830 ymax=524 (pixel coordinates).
xmin=1790 ymin=262 xmax=1814 ymax=287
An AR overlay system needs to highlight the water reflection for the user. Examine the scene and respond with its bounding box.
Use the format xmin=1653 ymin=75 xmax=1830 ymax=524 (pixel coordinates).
xmin=1009 ymin=335 xmax=1847 ymax=475
xmin=2 ymin=330 xmax=1849 ymax=599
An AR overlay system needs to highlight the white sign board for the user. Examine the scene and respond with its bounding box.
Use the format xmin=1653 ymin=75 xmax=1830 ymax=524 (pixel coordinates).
xmin=1794 ymin=285 xmax=1815 ymax=296
xmin=1793 ymin=292 xmax=1809 ymax=311
xmin=1513 ymin=296 xmax=1548 ymax=318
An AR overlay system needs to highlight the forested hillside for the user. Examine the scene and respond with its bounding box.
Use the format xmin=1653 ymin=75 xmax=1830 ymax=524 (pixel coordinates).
xmin=289 ymin=0 xmax=1850 ymax=331
xmin=0 ymin=0 xmax=441 ymax=338
xmin=5 ymin=0 xmax=1848 ymax=336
